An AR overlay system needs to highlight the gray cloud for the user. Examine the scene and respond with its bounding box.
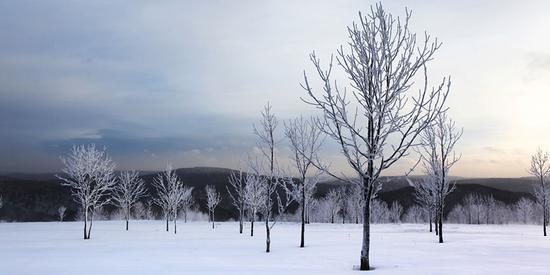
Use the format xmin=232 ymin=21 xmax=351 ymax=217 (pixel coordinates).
xmin=2 ymin=1 xmax=550 ymax=177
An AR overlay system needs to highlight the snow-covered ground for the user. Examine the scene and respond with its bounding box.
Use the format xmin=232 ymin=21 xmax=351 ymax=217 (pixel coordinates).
xmin=1 ymin=221 xmax=549 ymax=274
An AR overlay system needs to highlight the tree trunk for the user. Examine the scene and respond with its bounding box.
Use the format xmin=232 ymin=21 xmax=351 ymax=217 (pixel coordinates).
xmin=360 ymin=194 xmax=371 ymax=270
xmin=359 ymin=175 xmax=372 ymax=271
xmin=300 ymin=180 xmax=306 ymax=248
xmin=544 ymin=205 xmax=547 ymax=237
xmin=165 ymin=214 xmax=169 ymax=232
xmin=251 ymin=218 xmax=255 ymax=236
xmin=174 ymin=210 xmax=177 ymax=234
xmin=239 ymin=211 xmax=243 ymax=234
xmin=434 ymin=215 xmax=439 ymax=236
xmin=265 ymin=218 xmax=271 ymax=253
xmin=342 ymin=209 xmax=345 ymax=224
xmin=83 ymin=206 xmax=88 ymax=239
xmin=438 ymin=205 xmax=444 ymax=243
xmin=211 ymin=210 xmax=215 ymax=229
xmin=87 ymin=211 xmax=94 ymax=239
xmin=428 ymin=208 xmax=433 ymax=232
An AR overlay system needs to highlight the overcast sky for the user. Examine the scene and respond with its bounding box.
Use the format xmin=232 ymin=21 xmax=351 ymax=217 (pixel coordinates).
xmin=1 ymin=0 xmax=550 ymax=177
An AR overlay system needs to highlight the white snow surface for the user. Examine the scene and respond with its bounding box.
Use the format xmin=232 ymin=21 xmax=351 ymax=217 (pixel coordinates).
xmin=1 ymin=221 xmax=549 ymax=274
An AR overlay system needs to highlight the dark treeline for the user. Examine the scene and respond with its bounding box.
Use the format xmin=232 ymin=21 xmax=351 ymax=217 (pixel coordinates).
xmin=0 ymin=169 xmax=537 ymax=223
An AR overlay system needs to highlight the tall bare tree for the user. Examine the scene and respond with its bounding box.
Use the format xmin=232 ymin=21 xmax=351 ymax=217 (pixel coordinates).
xmin=417 ymin=112 xmax=461 ymax=243
xmin=252 ymin=103 xmax=294 ymax=252
xmin=206 ymin=185 xmax=221 ymax=229
xmin=301 ymin=4 xmax=449 ymax=269
xmin=58 ymin=144 xmax=117 ymax=239
xmin=227 ymin=169 xmax=247 ymax=233
xmin=529 ymin=148 xmax=550 ymax=236
xmin=284 ymin=116 xmax=324 ymax=247
xmin=113 ymin=170 xmax=147 ymax=231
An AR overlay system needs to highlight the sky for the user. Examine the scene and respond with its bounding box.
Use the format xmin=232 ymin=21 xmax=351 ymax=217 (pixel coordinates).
xmin=1 ymin=0 xmax=550 ymax=177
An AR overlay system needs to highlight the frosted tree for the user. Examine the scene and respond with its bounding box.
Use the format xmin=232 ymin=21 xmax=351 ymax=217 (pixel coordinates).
xmin=251 ymin=103 xmax=295 ymax=252
xmin=243 ymin=171 xmax=267 ymax=236
xmin=403 ymin=205 xmax=424 ymax=223
xmin=284 ymin=116 xmax=324 ymax=247
xmin=206 ymin=185 xmax=221 ymax=229
xmin=227 ymin=169 xmax=247 ymax=233
xmin=529 ymin=148 xmax=550 ymax=236
xmin=58 ymin=206 xmax=67 ymax=222
xmin=515 ymin=197 xmax=535 ymax=224
xmin=152 ymin=168 xmax=172 ymax=232
xmin=389 ymin=201 xmax=403 ymax=223
xmin=180 ymin=188 xmax=194 ymax=223
xmin=301 ymin=3 xmax=449 ymax=269
xmin=152 ymin=166 xmax=187 ymax=233
xmin=417 ymin=112 xmax=461 ymax=242
xmin=58 ymin=144 xmax=117 ymax=239
xmin=463 ymin=193 xmax=484 ymax=224
xmin=370 ymin=199 xmax=390 ymax=223
xmin=302 ymin=175 xmax=321 ymax=224
xmin=113 ymin=170 xmax=147 ymax=231
xmin=482 ymin=195 xmax=498 ymax=224
xmin=324 ymin=189 xmax=342 ymax=223
xmin=411 ymin=177 xmax=437 ymax=232
xmin=337 ymin=186 xmax=349 ymax=223
xmin=173 ymin=185 xmax=193 ymax=233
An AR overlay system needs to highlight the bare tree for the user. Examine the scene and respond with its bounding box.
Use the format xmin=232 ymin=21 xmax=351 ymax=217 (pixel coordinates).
xmin=337 ymin=186 xmax=349 ymax=224
xmin=243 ymin=171 xmax=266 ymax=236
xmin=389 ymin=201 xmax=403 ymax=223
xmin=180 ymin=188 xmax=194 ymax=223
xmin=417 ymin=112 xmax=461 ymax=243
xmin=411 ymin=177 xmax=437 ymax=232
xmin=206 ymin=185 xmax=221 ymax=229
xmin=152 ymin=165 xmax=187 ymax=233
xmin=284 ymin=116 xmax=324 ymax=247
xmin=403 ymin=205 xmax=424 ymax=223
xmin=251 ymin=103 xmax=295 ymax=252
xmin=58 ymin=206 xmax=67 ymax=222
xmin=370 ymin=199 xmax=390 ymax=223
xmin=227 ymin=169 xmax=247 ymax=233
xmin=516 ymin=197 xmax=535 ymax=224
xmin=173 ymin=185 xmax=193 ymax=233
xmin=58 ymin=144 xmax=117 ymax=239
xmin=301 ymin=3 xmax=449 ymax=269
xmin=325 ymin=189 xmax=341 ymax=223
xmin=113 ymin=170 xmax=147 ymax=231
xmin=529 ymin=148 xmax=550 ymax=236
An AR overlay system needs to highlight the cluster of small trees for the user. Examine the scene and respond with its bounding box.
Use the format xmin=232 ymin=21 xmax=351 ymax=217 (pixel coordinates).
xmin=57 ymin=145 xmax=215 ymax=239
xmin=309 ymin=194 xmax=407 ymax=224
xmin=224 ymin=104 xmax=317 ymax=252
xmin=447 ymin=195 xmax=539 ymax=225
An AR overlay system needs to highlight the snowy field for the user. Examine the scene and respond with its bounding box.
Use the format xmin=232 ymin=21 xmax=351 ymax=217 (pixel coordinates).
xmin=1 ymin=221 xmax=549 ymax=274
